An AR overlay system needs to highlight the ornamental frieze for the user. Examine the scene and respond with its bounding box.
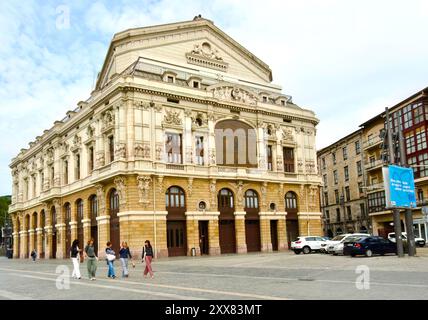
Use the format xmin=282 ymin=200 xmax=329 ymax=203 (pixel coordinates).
xmin=162 ymin=108 xmax=183 ymax=127
xmin=211 ymin=85 xmax=258 ymax=106
xmin=115 ymin=143 xmax=126 ymax=159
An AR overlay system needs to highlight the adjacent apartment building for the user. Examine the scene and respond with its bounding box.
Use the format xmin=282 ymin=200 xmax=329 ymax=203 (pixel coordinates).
xmin=317 ymin=130 xmax=369 ymax=237
xmin=319 ymin=86 xmax=428 ymax=241
xmin=9 ymin=17 xmax=322 ymax=259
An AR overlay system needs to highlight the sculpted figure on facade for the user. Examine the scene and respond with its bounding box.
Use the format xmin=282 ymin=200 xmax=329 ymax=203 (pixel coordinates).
xmin=114 ymin=176 xmax=127 ymax=206
xmin=163 ymin=109 xmax=182 ymax=126
xmin=137 ymin=175 xmax=152 ymax=205
xmin=96 ymin=152 xmax=105 ymax=167
xmin=115 ymin=143 xmax=126 ymax=159
xmin=95 ymin=184 xmax=105 ymax=214
xmin=103 ymin=110 xmax=115 ymax=129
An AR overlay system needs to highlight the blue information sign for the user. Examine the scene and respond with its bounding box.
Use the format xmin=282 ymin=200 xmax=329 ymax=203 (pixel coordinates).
xmin=383 ymin=165 xmax=416 ymax=208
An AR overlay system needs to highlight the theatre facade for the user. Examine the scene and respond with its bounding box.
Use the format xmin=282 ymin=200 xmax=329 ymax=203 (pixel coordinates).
xmin=9 ymin=17 xmax=322 ymax=259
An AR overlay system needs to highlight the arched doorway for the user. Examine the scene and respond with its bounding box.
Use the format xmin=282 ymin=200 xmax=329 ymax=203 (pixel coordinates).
xmin=40 ymin=210 xmax=45 ymax=258
xmin=109 ymin=189 xmax=120 ymax=254
xmin=89 ymin=195 xmax=98 ymax=255
xmin=64 ymin=203 xmax=71 ymax=258
xmin=32 ymin=212 xmax=37 ymax=254
xmin=244 ymin=189 xmax=261 ymax=252
xmin=76 ymin=199 xmax=84 ymax=248
xmin=218 ymin=188 xmax=236 ymax=254
xmin=285 ymin=191 xmax=299 ymax=248
xmin=166 ymin=186 xmax=187 ymax=256
xmin=51 ymin=207 xmax=57 ymax=259
xmin=25 ymin=215 xmax=30 ymax=258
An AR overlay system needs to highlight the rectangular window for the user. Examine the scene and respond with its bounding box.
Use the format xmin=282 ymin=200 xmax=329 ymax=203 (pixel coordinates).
xmin=360 ymin=203 xmax=366 ymax=218
xmin=325 ymin=210 xmax=330 ymax=221
xmin=193 ymin=81 xmax=200 ymax=88
xmin=75 ymin=154 xmax=81 ymax=180
xmin=346 ymin=206 xmax=352 ymax=221
xmin=343 ymin=146 xmax=348 ymax=160
xmin=344 ymin=166 xmax=349 ymax=181
xmin=403 ymin=105 xmax=413 ymax=129
xmin=368 ymin=191 xmax=386 ymax=213
xmin=357 ymin=161 xmax=362 ymax=176
xmin=333 ymin=170 xmax=338 ymax=184
xmin=358 ymin=182 xmax=363 ymax=194
xmin=50 ymin=166 xmax=55 ymax=187
xmin=267 ymin=145 xmax=273 ymax=171
xmin=345 ymin=186 xmax=350 ymax=202
xmin=336 ymin=208 xmax=341 ymax=222
xmin=195 ymin=136 xmax=204 ymax=165
xmin=414 ymin=102 xmax=424 ymax=125
xmin=323 ymin=174 xmax=327 ymax=186
xmin=332 ymin=152 xmax=336 ymax=165
xmin=167 ymin=76 xmax=174 ymax=83
xmin=415 ymin=127 xmax=427 ymax=151
xmin=324 ymin=192 xmax=329 ymax=206
xmin=335 ymin=190 xmax=339 ymax=204
xmin=88 ymin=147 xmax=94 ymax=173
xmin=322 ymin=157 xmax=326 ymax=169
xmin=418 ymin=153 xmax=428 ymax=177
xmin=283 ymin=147 xmax=295 ymax=173
xmin=109 ymin=136 xmax=115 ymax=163
xmin=355 ymin=141 xmax=361 ymax=155
xmin=63 ymin=160 xmax=68 ymax=185
xmin=166 ymin=133 xmax=183 ymax=164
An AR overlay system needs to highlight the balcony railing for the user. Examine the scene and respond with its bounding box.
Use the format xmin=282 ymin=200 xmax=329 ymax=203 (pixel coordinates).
xmin=363 ymin=136 xmax=382 ymax=149
xmin=366 ymin=182 xmax=384 ymax=192
xmin=365 ymin=159 xmax=383 ymax=170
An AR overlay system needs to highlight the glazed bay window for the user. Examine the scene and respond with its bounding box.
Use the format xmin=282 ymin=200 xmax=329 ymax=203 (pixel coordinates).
xmin=415 ymin=126 xmax=427 ymax=151
xmin=267 ymin=145 xmax=273 ymax=171
xmin=283 ymin=147 xmax=295 ymax=173
xmin=166 ymin=133 xmax=182 ymax=164
xmin=195 ymin=136 xmax=204 ymax=165
xmin=368 ymin=191 xmax=386 ymax=213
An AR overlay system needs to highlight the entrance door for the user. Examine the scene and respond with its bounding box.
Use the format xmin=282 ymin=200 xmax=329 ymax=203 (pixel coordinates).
xmin=218 ymin=188 xmax=236 ymax=254
xmin=109 ymin=189 xmax=120 ymax=254
xmin=219 ymin=220 xmax=236 ymax=254
xmin=245 ymin=220 xmax=261 ymax=252
xmin=199 ymin=221 xmax=209 ymax=255
xmin=167 ymin=221 xmax=187 ymax=256
xmin=270 ymin=220 xmax=278 ymax=251
xmin=286 ymin=219 xmax=299 ymax=248
xmin=52 ymin=232 xmax=57 ymax=259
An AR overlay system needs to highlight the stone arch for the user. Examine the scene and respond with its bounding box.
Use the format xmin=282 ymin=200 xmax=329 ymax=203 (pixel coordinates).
xmin=285 ymin=191 xmax=299 ymax=248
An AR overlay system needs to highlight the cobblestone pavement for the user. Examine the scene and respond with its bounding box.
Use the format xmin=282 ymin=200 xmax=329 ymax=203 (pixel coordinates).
xmin=0 ymin=250 xmax=427 ymax=300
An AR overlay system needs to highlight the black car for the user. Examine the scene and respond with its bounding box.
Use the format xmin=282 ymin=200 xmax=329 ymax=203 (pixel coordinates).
xmin=343 ymin=236 xmax=397 ymax=257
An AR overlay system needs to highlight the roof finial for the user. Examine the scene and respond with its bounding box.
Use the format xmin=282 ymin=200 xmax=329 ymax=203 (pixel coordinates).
xmin=193 ymin=14 xmax=202 ymax=21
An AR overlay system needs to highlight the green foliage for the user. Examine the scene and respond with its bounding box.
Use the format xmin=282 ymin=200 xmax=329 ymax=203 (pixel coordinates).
xmin=0 ymin=195 xmax=12 ymax=228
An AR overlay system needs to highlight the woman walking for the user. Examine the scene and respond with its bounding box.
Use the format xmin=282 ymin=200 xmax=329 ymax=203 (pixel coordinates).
xmin=119 ymin=242 xmax=132 ymax=278
xmin=142 ymin=240 xmax=154 ymax=279
xmin=84 ymin=238 xmax=98 ymax=281
xmin=70 ymin=239 xmax=81 ymax=279
xmin=105 ymin=242 xmax=116 ymax=279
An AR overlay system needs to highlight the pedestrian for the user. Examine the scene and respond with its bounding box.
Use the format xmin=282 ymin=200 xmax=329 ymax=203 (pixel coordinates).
xmin=30 ymin=249 xmax=37 ymax=262
xmin=142 ymin=240 xmax=154 ymax=279
xmin=105 ymin=241 xmax=116 ymax=279
xmin=70 ymin=239 xmax=82 ymax=279
xmin=84 ymin=238 xmax=98 ymax=281
xmin=119 ymin=241 xmax=133 ymax=278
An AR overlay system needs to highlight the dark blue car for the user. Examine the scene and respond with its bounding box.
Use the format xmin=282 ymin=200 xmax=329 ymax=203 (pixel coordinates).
xmin=343 ymin=236 xmax=397 ymax=257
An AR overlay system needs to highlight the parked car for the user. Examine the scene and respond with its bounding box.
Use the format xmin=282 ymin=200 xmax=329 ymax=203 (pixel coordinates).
xmin=388 ymin=232 xmax=426 ymax=247
xmin=343 ymin=236 xmax=397 ymax=257
xmin=326 ymin=233 xmax=371 ymax=255
xmin=320 ymin=237 xmax=331 ymax=253
xmin=291 ymin=236 xmax=327 ymax=254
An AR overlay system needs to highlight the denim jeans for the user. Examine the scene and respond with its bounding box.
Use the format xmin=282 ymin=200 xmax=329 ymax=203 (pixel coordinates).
xmin=107 ymin=260 xmax=115 ymax=277
xmin=120 ymin=258 xmax=129 ymax=277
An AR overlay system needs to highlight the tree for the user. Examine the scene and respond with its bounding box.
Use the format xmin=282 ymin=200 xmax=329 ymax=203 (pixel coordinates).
xmin=0 ymin=196 xmax=12 ymax=228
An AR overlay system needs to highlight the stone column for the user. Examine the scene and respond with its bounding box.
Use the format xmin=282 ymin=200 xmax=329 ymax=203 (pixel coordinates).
xmin=28 ymin=229 xmax=35 ymax=253
xmin=20 ymin=231 xmax=28 ymax=259
xmin=13 ymin=232 xmax=19 ymax=258
xmin=260 ymin=217 xmax=272 ymax=252
xmin=70 ymin=221 xmax=78 ymax=244
xmin=36 ymin=227 xmax=43 ymax=257
xmin=44 ymin=226 xmax=53 ymax=259
xmin=277 ymin=216 xmax=288 ymax=251
xmin=82 ymin=197 xmax=91 ymax=247
xmin=208 ymin=217 xmax=221 ymax=255
xmin=234 ymin=212 xmax=247 ymax=254
xmin=184 ymin=110 xmax=193 ymax=165
xmin=185 ymin=215 xmax=199 ymax=256
xmin=96 ymin=216 xmax=110 ymax=258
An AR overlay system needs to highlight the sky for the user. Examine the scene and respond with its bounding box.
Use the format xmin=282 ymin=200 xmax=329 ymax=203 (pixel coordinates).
xmin=1 ymin=0 xmax=428 ymax=195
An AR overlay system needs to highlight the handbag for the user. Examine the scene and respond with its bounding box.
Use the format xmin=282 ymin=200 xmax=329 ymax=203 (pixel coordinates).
xmin=106 ymin=254 xmax=116 ymax=262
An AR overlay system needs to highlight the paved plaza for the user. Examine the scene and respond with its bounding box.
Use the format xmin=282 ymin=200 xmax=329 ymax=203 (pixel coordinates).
xmin=0 ymin=250 xmax=428 ymax=300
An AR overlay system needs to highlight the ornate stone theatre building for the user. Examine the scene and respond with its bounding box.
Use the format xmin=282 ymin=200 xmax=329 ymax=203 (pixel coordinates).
xmin=9 ymin=17 xmax=322 ymax=259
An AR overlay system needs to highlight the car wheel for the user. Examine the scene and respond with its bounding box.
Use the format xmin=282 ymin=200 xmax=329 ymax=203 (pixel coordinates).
xmin=332 ymin=253 xmax=338 ymax=256
xmin=351 ymin=253 xmax=356 ymax=257
xmin=365 ymin=249 xmax=373 ymax=257
xmin=294 ymin=250 xmax=301 ymax=254
xmin=302 ymin=246 xmax=311 ymax=254
xmin=418 ymin=243 xmax=425 ymax=248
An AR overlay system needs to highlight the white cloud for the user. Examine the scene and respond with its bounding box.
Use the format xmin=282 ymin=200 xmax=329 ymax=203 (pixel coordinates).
xmin=1 ymin=0 xmax=428 ymax=194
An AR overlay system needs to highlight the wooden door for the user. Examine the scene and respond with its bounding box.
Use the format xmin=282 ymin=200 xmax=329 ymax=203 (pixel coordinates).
xmin=286 ymin=219 xmax=299 ymax=248
xmin=199 ymin=221 xmax=209 ymax=255
xmin=167 ymin=221 xmax=187 ymax=256
xmin=245 ymin=220 xmax=261 ymax=252
xmin=52 ymin=232 xmax=57 ymax=259
xmin=219 ymin=220 xmax=236 ymax=254
xmin=270 ymin=220 xmax=279 ymax=251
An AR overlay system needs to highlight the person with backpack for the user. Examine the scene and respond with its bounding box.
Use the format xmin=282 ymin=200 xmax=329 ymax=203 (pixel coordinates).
xmin=119 ymin=241 xmax=132 ymax=278
xmin=84 ymin=238 xmax=98 ymax=281
xmin=105 ymin=241 xmax=116 ymax=279
xmin=142 ymin=240 xmax=154 ymax=279
xmin=70 ymin=239 xmax=82 ymax=279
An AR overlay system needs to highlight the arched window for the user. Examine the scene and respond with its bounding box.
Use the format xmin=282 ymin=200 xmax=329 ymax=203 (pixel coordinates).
xmin=64 ymin=203 xmax=71 ymax=223
xmin=109 ymin=189 xmax=119 ymax=217
xmin=218 ymin=188 xmax=234 ymax=209
xmin=89 ymin=195 xmax=98 ymax=221
xmin=285 ymin=192 xmax=298 ymax=210
xmin=40 ymin=210 xmax=45 ymax=229
xmin=51 ymin=207 xmax=57 ymax=227
xmin=166 ymin=187 xmax=186 ymax=208
xmin=32 ymin=212 xmax=37 ymax=229
xmin=76 ymin=199 xmax=84 ymax=222
xmin=244 ymin=190 xmax=259 ymax=209
xmin=25 ymin=215 xmax=30 ymax=230
xmin=215 ymin=120 xmax=257 ymax=168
